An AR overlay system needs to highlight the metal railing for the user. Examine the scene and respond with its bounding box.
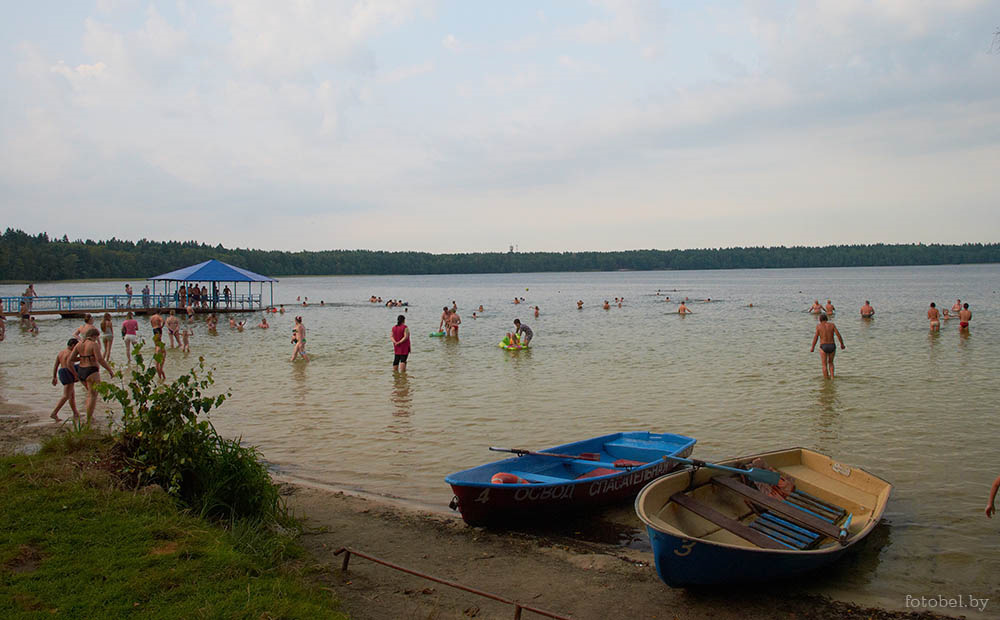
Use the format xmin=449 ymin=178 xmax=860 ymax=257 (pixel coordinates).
xmin=333 ymin=547 xmax=571 ymax=620
xmin=2 ymin=294 xmax=262 ymax=314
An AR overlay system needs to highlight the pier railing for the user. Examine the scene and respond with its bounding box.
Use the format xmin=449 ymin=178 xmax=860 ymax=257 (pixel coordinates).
xmin=2 ymin=294 xmax=263 ymax=315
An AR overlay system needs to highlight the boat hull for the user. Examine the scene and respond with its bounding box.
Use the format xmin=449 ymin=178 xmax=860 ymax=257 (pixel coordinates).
xmin=447 ymin=431 xmax=696 ymax=526
xmin=635 ymin=447 xmax=891 ymax=586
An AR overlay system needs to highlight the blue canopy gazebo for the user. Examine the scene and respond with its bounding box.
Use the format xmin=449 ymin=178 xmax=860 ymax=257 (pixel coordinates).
xmin=149 ymin=259 xmax=276 ymax=310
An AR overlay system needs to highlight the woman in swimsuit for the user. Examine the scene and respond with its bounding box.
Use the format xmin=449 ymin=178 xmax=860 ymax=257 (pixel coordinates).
xmin=69 ymin=327 xmax=114 ymax=423
xmin=50 ymin=338 xmax=81 ymax=422
xmin=100 ymin=313 xmax=114 ymax=359
xmin=291 ymin=316 xmax=309 ymax=361
xmin=73 ymin=314 xmax=95 ymax=342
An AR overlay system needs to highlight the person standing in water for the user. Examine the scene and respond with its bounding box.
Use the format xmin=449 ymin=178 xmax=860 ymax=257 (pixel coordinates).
xmin=391 ymin=315 xmax=411 ymax=372
xmin=150 ymin=310 xmax=164 ymax=339
xmin=958 ymin=303 xmax=972 ymax=332
xmin=291 ymin=316 xmax=309 ymax=362
xmin=100 ymin=313 xmax=114 ymax=359
xmin=50 ymin=338 xmax=80 ymax=422
xmin=448 ymin=308 xmax=462 ymax=337
xmin=438 ymin=306 xmax=450 ymax=333
xmin=677 ymin=301 xmax=692 ymax=314
xmin=121 ymin=311 xmax=139 ymax=362
xmin=987 ymin=474 xmax=1000 ymax=517
xmin=810 ymin=313 xmax=845 ymax=379
xmin=860 ymin=301 xmax=874 ymax=318
xmin=166 ymin=310 xmax=181 ymax=348
xmin=513 ymin=319 xmax=533 ymax=346
xmin=927 ymin=302 xmax=940 ymax=332
xmin=69 ymin=328 xmax=114 ymax=423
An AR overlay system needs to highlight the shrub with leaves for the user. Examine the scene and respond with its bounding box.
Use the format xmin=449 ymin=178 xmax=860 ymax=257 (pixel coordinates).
xmin=97 ymin=345 xmax=283 ymax=523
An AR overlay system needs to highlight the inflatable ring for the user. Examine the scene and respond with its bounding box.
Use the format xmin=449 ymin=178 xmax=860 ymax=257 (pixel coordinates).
xmin=430 ymin=331 xmax=446 ymax=337
xmin=491 ymin=472 xmax=530 ymax=484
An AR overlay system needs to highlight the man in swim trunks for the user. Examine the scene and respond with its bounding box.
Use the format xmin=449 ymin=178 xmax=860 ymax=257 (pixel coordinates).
xmin=150 ymin=310 xmax=164 ymax=339
xmin=165 ymin=310 xmax=181 ymax=348
xmin=959 ymin=303 xmax=972 ymax=331
xmin=438 ymin=307 xmax=450 ymax=333
xmin=69 ymin=327 xmax=114 ymax=423
xmin=808 ymin=300 xmax=822 ymax=314
xmin=860 ymin=300 xmax=874 ymax=318
xmin=677 ymin=301 xmax=692 ymax=314
xmin=513 ymin=319 xmax=533 ymax=346
xmin=50 ymin=338 xmax=81 ymax=421
xmin=810 ymin=313 xmax=845 ymax=379
xmin=824 ymin=299 xmax=835 ymax=315
xmin=121 ymin=311 xmax=139 ymax=362
xmin=927 ymin=302 xmax=940 ymax=331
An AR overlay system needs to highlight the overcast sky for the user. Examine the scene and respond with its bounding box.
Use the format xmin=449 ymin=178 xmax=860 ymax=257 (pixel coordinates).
xmin=1 ymin=1 xmax=998 ymax=253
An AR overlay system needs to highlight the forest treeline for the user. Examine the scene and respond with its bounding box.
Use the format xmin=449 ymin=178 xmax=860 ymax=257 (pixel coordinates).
xmin=1 ymin=229 xmax=998 ymax=282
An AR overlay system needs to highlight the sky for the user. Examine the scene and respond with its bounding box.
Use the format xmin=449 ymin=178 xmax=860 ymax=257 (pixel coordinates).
xmin=1 ymin=1 xmax=998 ymax=253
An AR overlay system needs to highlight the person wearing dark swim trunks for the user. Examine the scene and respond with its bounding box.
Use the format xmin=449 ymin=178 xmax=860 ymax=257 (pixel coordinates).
xmin=810 ymin=313 xmax=845 ymax=379
xmin=150 ymin=311 xmax=164 ymax=338
xmin=860 ymin=300 xmax=874 ymax=318
xmin=69 ymin=327 xmax=114 ymax=423
xmin=50 ymin=338 xmax=81 ymax=421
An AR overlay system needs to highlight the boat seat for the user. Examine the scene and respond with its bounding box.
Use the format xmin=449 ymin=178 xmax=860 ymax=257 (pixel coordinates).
xmin=669 ymin=492 xmax=785 ymax=550
xmin=504 ymin=471 xmax=570 ymax=484
xmin=711 ymin=477 xmax=848 ymax=543
xmin=602 ymin=441 xmax=667 ymax=464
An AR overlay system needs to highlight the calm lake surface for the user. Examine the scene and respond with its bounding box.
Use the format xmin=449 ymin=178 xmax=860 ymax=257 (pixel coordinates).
xmin=2 ymin=265 xmax=998 ymax=609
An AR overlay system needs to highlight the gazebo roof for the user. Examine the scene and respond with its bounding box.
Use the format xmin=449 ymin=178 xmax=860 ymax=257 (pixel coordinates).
xmin=149 ymin=259 xmax=276 ymax=283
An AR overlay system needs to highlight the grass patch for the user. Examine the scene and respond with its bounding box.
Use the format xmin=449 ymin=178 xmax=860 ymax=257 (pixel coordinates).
xmin=0 ymin=434 xmax=347 ymax=619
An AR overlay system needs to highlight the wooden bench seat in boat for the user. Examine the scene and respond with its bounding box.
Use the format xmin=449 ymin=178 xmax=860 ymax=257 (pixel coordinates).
xmin=669 ymin=492 xmax=786 ymax=550
xmin=711 ymin=476 xmax=847 ymax=541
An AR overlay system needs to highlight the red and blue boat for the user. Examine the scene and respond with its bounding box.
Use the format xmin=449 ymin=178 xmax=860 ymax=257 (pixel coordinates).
xmin=446 ymin=431 xmax=696 ymax=526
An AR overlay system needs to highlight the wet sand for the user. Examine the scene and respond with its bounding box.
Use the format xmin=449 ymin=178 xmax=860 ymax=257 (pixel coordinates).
xmin=0 ymin=407 xmax=959 ymax=620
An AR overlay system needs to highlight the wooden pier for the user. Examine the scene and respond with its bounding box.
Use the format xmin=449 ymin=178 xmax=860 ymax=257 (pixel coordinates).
xmin=2 ymin=294 xmax=266 ymax=318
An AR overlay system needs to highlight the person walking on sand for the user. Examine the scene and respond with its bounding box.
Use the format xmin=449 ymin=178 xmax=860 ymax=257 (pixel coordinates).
xmin=50 ymin=338 xmax=81 ymax=422
xmin=291 ymin=316 xmax=309 ymax=361
xmin=100 ymin=313 xmax=114 ymax=359
xmin=121 ymin=311 xmax=139 ymax=361
xmin=810 ymin=313 xmax=845 ymax=379
xmin=391 ymin=315 xmax=411 ymax=372
xmin=959 ymin=303 xmax=972 ymax=332
xmin=69 ymin=328 xmax=114 ymax=423
xmin=927 ymin=302 xmax=940 ymax=332
xmin=860 ymin=301 xmax=874 ymax=318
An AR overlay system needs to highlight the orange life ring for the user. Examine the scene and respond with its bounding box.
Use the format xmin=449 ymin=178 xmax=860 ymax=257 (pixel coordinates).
xmin=491 ymin=472 xmax=530 ymax=485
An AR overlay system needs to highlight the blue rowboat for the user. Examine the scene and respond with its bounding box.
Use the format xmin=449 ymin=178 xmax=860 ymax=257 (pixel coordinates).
xmin=446 ymin=431 xmax=696 ymax=526
xmin=635 ymin=447 xmax=891 ymax=586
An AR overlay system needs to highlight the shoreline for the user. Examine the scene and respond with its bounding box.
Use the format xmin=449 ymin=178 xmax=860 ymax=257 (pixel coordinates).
xmin=0 ymin=402 xmax=962 ymax=619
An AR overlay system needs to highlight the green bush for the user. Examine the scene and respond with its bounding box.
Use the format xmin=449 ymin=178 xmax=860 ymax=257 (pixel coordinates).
xmin=97 ymin=346 xmax=283 ymax=523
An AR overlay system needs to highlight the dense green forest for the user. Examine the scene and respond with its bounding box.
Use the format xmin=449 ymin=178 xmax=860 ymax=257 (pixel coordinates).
xmin=1 ymin=228 xmax=998 ymax=282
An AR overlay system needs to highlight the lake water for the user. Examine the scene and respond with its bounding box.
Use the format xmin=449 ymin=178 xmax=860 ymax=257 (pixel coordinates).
xmin=2 ymin=265 xmax=998 ymax=610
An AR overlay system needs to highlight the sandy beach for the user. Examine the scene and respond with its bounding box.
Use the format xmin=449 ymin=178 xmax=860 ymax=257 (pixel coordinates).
xmin=0 ymin=403 xmax=960 ymax=620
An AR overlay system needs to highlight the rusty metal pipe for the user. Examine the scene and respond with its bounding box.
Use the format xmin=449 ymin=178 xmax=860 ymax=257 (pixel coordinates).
xmin=332 ymin=546 xmax=570 ymax=620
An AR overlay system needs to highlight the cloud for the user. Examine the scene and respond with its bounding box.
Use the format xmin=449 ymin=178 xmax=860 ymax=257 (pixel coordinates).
xmin=442 ymin=33 xmax=460 ymax=52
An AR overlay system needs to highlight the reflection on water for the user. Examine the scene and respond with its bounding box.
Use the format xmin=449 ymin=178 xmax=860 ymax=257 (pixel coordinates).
xmin=1 ymin=264 xmax=998 ymax=606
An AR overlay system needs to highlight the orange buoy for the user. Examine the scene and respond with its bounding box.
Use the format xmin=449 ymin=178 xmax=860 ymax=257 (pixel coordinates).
xmin=491 ymin=472 xmax=530 ymax=485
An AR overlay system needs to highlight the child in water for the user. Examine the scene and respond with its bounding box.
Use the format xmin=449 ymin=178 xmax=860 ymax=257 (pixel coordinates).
xmin=180 ymin=324 xmax=192 ymax=353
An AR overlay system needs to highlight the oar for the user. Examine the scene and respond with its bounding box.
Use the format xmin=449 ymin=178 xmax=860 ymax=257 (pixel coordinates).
xmin=489 ymin=446 xmax=603 ymax=462
xmin=662 ymin=455 xmax=781 ymax=485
